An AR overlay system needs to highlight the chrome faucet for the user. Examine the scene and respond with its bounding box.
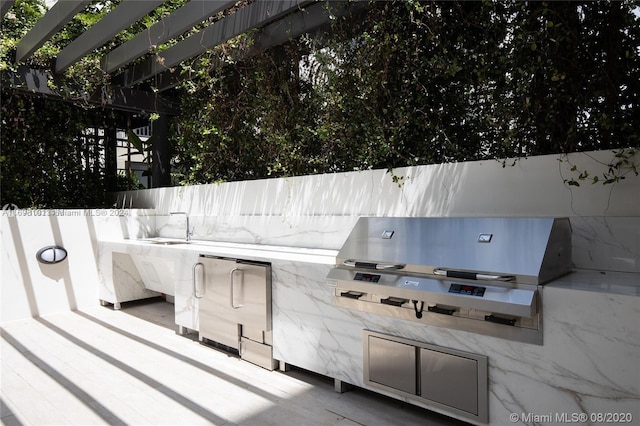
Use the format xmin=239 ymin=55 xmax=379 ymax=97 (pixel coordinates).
xmin=170 ymin=212 xmax=192 ymax=241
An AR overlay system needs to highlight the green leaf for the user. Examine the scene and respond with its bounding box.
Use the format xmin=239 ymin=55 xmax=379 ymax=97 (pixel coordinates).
xmin=128 ymin=130 xmax=145 ymax=153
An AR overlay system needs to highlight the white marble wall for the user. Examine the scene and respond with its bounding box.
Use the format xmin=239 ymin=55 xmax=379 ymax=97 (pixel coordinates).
xmin=570 ymin=216 xmax=640 ymax=272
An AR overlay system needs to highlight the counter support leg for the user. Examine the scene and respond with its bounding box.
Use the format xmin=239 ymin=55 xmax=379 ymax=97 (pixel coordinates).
xmin=334 ymin=379 xmax=353 ymax=393
xmin=279 ymin=361 xmax=291 ymax=372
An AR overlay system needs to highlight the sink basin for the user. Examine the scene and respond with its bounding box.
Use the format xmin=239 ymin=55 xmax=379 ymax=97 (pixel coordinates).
xmin=139 ymin=238 xmax=191 ymax=245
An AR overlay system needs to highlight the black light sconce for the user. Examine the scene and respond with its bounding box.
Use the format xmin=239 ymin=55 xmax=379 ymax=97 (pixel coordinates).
xmin=36 ymin=245 xmax=68 ymax=264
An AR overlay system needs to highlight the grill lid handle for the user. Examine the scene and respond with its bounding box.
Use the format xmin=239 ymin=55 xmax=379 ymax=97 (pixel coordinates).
xmin=433 ymin=268 xmax=515 ymax=282
xmin=343 ymin=259 xmax=406 ymax=270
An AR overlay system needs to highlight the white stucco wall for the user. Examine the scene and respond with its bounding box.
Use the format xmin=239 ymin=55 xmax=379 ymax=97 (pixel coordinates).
xmin=116 ymin=149 xmax=640 ymax=218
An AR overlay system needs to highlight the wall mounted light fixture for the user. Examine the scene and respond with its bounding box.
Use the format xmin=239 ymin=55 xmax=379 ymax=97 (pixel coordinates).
xmin=36 ymin=246 xmax=68 ymax=264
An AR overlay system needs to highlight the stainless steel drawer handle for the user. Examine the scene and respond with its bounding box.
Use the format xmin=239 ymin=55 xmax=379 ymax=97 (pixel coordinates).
xmin=230 ymin=267 xmax=243 ymax=309
xmin=433 ymin=268 xmax=515 ymax=281
xmin=343 ymin=259 xmax=405 ymax=270
xmin=192 ymin=262 xmax=204 ymax=298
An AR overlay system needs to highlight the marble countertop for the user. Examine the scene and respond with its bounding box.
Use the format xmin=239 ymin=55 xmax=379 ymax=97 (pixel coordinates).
xmin=102 ymin=239 xmax=640 ymax=296
xmin=103 ymin=238 xmax=339 ymax=265
xmin=546 ymin=269 xmax=640 ymax=297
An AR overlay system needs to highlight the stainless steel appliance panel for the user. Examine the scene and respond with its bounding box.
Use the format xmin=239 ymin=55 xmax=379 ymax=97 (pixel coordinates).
xmin=197 ymin=256 xmax=275 ymax=369
xmin=232 ymin=262 xmax=272 ymax=332
xmin=337 ymin=217 xmax=571 ymax=284
xmin=240 ymin=337 xmax=275 ymax=370
xmin=420 ymin=348 xmax=478 ymax=415
xmin=199 ymin=257 xmax=242 ymax=349
xmin=242 ymin=327 xmax=264 ymax=343
xmin=328 ymin=267 xmax=538 ymax=317
xmin=330 ymin=217 xmax=571 ymax=345
xmin=367 ymin=335 xmax=417 ymax=394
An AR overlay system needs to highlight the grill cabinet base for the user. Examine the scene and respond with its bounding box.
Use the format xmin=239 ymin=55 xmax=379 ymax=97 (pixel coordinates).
xmin=364 ymin=330 xmax=488 ymax=424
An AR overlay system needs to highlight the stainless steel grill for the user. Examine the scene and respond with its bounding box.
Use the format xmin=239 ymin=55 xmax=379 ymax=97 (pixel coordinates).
xmin=327 ymin=217 xmax=572 ymax=345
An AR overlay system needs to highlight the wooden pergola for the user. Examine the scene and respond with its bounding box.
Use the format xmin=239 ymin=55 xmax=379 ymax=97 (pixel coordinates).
xmin=1 ymin=0 xmax=368 ymax=187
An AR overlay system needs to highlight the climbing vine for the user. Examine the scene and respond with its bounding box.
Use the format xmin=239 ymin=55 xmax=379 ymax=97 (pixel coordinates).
xmin=1 ymin=0 xmax=639 ymax=208
xmin=560 ymin=148 xmax=639 ymax=187
xmin=171 ymin=0 xmax=640 ymax=185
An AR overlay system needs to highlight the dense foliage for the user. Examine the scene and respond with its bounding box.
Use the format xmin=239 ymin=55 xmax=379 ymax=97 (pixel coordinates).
xmin=1 ymin=0 xmax=639 ymax=208
xmin=1 ymin=0 xmax=188 ymax=207
xmin=1 ymin=92 xmax=112 ymax=207
xmin=172 ymin=0 xmax=639 ymax=184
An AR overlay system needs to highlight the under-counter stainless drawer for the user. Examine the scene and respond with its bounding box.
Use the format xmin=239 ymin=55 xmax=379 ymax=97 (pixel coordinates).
xmin=366 ymin=335 xmax=417 ymax=394
xmin=240 ymin=337 xmax=276 ymax=371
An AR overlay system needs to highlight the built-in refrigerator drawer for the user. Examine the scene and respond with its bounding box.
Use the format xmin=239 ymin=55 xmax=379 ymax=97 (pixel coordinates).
xmin=366 ymin=335 xmax=417 ymax=394
xmin=240 ymin=337 xmax=276 ymax=370
xmin=198 ymin=257 xmax=243 ymax=349
xmin=196 ymin=255 xmax=274 ymax=369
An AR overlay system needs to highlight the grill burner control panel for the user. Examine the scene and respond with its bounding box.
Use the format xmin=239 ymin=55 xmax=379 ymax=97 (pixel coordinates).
xmin=329 ymin=267 xmax=542 ymax=344
xmin=448 ymin=283 xmax=486 ymax=297
xmin=354 ymin=272 xmax=381 ymax=283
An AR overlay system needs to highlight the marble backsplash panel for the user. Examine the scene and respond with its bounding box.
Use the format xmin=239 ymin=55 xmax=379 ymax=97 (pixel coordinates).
xmin=570 ymin=216 xmax=640 ymax=273
xmin=154 ymin=214 xmax=357 ymax=250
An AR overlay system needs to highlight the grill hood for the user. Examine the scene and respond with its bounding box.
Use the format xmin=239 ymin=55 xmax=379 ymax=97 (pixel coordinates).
xmin=336 ymin=217 xmax=572 ymax=285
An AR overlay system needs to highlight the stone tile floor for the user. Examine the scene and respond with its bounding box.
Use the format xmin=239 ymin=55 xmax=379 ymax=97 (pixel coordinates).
xmin=1 ymin=300 xmax=468 ymax=426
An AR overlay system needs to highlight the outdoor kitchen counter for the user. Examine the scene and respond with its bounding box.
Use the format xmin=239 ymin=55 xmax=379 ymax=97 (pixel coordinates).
xmin=100 ymin=238 xmax=338 ymax=264
xmin=98 ymin=238 xmax=336 ymax=299
xmin=97 ymin=240 xmax=639 ymax=425
xmin=96 ymin=237 xmax=337 ymax=299
xmin=97 ymin=238 xmax=338 ymax=336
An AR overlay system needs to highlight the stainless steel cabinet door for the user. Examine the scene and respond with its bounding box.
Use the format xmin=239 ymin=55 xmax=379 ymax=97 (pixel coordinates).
xmin=420 ymin=348 xmax=478 ymax=415
xmin=199 ymin=258 xmax=241 ymax=349
xmin=198 ymin=258 xmax=271 ymax=350
xmin=232 ymin=261 xmax=271 ymax=334
xmin=367 ymin=335 xmax=417 ymax=394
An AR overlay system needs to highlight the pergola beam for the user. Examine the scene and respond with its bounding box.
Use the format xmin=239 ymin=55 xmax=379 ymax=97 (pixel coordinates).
xmin=15 ymin=0 xmax=91 ymax=63
xmin=153 ymin=0 xmax=368 ymax=93
xmin=55 ymin=0 xmax=166 ymax=73
xmin=5 ymin=66 xmax=180 ymax=115
xmin=120 ymin=0 xmax=313 ymax=88
xmin=101 ymin=0 xmax=238 ymax=74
